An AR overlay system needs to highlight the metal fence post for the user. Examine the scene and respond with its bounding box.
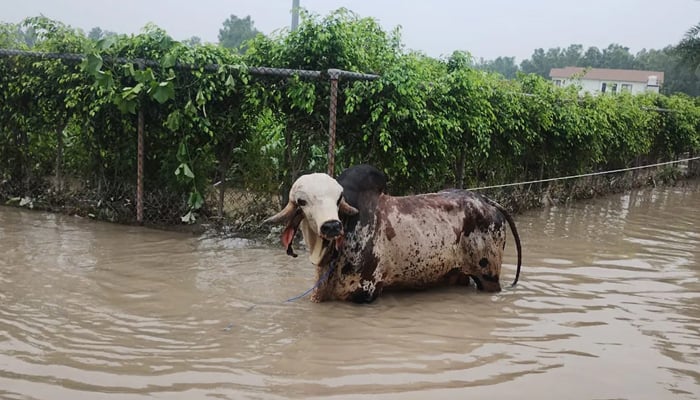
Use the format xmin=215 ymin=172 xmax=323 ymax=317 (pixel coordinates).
xmin=327 ymin=69 xmax=340 ymax=177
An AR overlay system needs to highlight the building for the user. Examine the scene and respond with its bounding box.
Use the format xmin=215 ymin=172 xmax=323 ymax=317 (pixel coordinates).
xmin=549 ymin=66 xmax=664 ymax=95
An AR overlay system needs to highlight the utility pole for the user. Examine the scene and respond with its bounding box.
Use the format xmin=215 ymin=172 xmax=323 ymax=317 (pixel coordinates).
xmin=291 ymin=0 xmax=300 ymax=30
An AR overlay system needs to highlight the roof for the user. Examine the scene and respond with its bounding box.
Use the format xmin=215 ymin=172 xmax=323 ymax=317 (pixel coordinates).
xmin=549 ymin=67 xmax=664 ymax=84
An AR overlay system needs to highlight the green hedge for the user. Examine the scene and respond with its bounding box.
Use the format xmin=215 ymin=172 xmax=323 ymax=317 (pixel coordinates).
xmin=1 ymin=11 xmax=699 ymax=223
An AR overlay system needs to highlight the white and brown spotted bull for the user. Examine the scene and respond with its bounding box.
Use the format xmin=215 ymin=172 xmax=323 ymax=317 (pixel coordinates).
xmin=265 ymin=165 xmax=522 ymax=303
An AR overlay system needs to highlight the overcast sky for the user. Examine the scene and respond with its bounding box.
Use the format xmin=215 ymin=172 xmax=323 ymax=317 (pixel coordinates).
xmin=4 ymin=0 xmax=700 ymax=61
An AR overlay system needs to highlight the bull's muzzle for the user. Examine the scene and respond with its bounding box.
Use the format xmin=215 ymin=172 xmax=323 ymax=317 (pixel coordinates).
xmin=471 ymin=275 xmax=502 ymax=292
xmin=320 ymin=219 xmax=343 ymax=238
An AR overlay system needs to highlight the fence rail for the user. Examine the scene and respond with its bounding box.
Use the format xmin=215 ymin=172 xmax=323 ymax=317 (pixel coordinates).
xmin=0 ymin=48 xmax=380 ymax=80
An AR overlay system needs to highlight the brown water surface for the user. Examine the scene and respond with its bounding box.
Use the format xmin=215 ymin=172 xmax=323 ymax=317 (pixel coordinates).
xmin=1 ymin=182 xmax=699 ymax=399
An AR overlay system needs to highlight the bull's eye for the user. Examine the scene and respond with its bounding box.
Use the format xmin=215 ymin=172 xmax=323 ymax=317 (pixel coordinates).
xmin=337 ymin=196 xmax=342 ymax=206
xmin=297 ymin=199 xmax=307 ymax=207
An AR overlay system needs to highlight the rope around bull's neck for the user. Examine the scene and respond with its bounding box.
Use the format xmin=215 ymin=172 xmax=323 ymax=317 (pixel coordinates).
xmin=284 ymin=259 xmax=337 ymax=303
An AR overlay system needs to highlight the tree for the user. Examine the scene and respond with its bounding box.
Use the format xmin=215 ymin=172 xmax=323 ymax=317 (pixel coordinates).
xmin=562 ymin=44 xmax=584 ymax=67
xmin=520 ymin=47 xmax=573 ymax=77
xmin=87 ymin=26 xmax=117 ymax=41
xmin=0 ymin=22 xmax=36 ymax=48
xmin=182 ymin=36 xmax=202 ymax=46
xmin=522 ymin=43 xmax=648 ymax=79
xmin=676 ymin=21 xmax=700 ymax=71
xmin=582 ymin=46 xmax=603 ymax=67
xmin=441 ymin=62 xmax=496 ymax=188
xmin=447 ymin=50 xmax=471 ymax=72
xmin=218 ymin=14 xmax=260 ymax=52
xmin=600 ymin=43 xmax=636 ymax=69
xmin=520 ymin=48 xmax=547 ymax=76
xmin=669 ymin=22 xmax=700 ymax=96
xmin=636 ymin=47 xmax=666 ymax=68
xmin=242 ymin=8 xmax=449 ymax=191
xmin=478 ymin=56 xmax=519 ymax=79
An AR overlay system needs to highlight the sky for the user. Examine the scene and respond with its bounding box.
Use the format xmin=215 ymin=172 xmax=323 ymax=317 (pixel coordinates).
xmin=3 ymin=0 xmax=700 ymax=62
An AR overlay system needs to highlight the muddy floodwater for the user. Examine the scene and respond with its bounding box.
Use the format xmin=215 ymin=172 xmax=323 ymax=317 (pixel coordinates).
xmin=1 ymin=182 xmax=699 ymax=400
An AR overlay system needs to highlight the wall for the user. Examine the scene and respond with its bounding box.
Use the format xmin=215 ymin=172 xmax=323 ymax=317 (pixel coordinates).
xmin=558 ymin=78 xmax=659 ymax=96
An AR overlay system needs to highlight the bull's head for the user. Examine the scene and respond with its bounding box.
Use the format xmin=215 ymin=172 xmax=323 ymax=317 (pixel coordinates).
xmin=264 ymin=173 xmax=358 ymax=265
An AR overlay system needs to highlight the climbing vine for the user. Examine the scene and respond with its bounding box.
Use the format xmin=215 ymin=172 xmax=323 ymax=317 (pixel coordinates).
xmin=1 ymin=11 xmax=699 ymax=225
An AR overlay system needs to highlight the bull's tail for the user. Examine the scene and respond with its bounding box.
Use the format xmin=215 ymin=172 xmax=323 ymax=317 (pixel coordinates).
xmin=485 ymin=198 xmax=522 ymax=287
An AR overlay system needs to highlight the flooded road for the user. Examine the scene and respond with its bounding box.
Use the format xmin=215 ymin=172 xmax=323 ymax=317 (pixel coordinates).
xmin=1 ymin=182 xmax=699 ymax=399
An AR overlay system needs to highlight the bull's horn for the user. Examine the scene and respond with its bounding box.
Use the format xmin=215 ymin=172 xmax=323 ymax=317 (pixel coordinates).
xmin=263 ymin=201 xmax=297 ymax=224
xmin=339 ymin=198 xmax=358 ymax=215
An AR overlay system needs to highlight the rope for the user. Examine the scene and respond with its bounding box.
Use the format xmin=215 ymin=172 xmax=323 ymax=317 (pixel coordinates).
xmin=285 ymin=259 xmax=337 ymax=303
xmin=468 ymin=156 xmax=700 ymax=191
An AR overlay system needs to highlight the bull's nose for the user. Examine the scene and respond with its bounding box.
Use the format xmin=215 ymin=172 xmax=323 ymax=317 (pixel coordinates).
xmin=320 ymin=220 xmax=343 ymax=238
xmin=472 ymin=275 xmax=501 ymax=292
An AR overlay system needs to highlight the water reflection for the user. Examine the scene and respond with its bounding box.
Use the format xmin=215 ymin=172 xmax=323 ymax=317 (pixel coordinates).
xmin=0 ymin=182 xmax=699 ymax=399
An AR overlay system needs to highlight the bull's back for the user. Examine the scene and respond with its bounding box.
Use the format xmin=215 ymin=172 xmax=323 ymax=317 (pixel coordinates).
xmin=373 ymin=192 xmax=503 ymax=288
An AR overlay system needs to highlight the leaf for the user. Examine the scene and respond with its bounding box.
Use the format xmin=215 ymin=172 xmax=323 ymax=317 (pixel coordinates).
xmin=195 ymin=89 xmax=206 ymax=106
xmin=150 ymin=81 xmax=174 ymax=103
xmin=84 ymin=53 xmax=103 ymax=75
xmin=181 ymin=210 xmax=196 ymax=224
xmin=129 ymin=83 xmax=144 ymax=95
xmin=96 ymin=36 xmax=117 ymax=51
xmin=133 ymin=68 xmax=156 ymax=84
xmin=184 ymin=100 xmax=196 ymax=115
xmin=188 ymin=190 xmax=204 ymax=209
xmin=162 ymin=53 xmax=177 ymax=68
xmin=165 ymin=110 xmax=182 ymax=131
xmin=175 ymin=163 xmax=195 ymax=179
xmin=177 ymin=142 xmax=188 ymax=162
xmin=95 ymin=70 xmax=114 ymax=90
xmin=114 ymin=96 xmax=137 ymax=114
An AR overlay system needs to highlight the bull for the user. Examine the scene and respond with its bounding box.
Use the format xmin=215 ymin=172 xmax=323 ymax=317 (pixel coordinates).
xmin=265 ymin=165 xmax=522 ymax=303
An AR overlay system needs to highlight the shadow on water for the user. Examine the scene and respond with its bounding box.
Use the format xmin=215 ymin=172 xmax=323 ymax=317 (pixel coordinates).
xmin=0 ymin=181 xmax=699 ymax=399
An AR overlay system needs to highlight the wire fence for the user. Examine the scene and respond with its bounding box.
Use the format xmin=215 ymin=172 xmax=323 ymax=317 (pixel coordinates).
xmin=468 ymin=155 xmax=700 ymax=213
xmin=1 ymin=48 xmax=698 ymax=232
xmin=0 ymin=48 xmax=378 ymax=229
xmin=468 ymin=156 xmax=700 ymax=191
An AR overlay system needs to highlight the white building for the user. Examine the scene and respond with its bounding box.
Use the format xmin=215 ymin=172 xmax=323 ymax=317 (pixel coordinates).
xmin=549 ymin=67 xmax=664 ymax=95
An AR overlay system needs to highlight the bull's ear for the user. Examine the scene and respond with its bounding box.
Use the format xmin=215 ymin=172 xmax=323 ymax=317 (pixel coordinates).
xmin=263 ymin=201 xmax=297 ymax=224
xmin=339 ymin=198 xmax=358 ymax=215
